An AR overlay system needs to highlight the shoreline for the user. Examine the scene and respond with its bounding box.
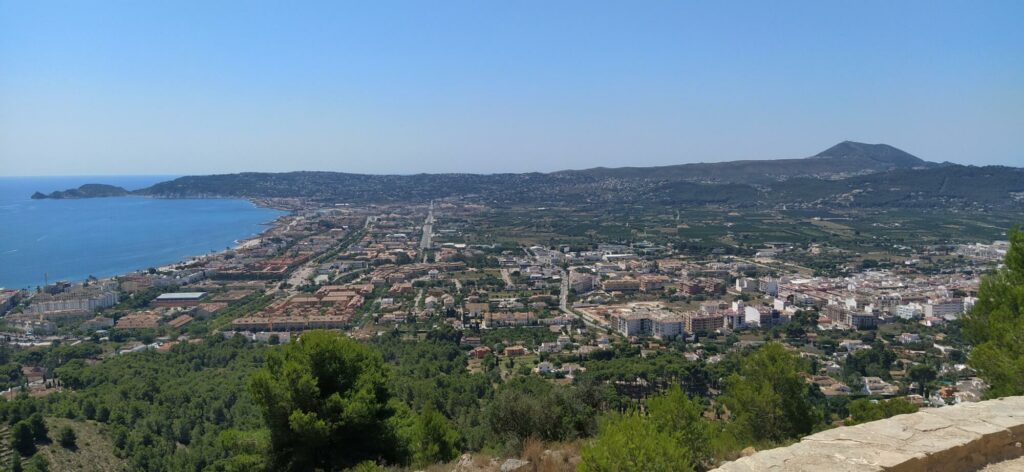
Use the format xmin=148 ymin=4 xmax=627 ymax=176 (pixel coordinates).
xmin=1 ymin=195 xmax=294 ymax=289
xmin=157 ymin=205 xmax=293 ymax=272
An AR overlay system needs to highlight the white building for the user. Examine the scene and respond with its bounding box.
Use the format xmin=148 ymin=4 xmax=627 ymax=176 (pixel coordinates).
xmin=25 ymin=287 xmax=118 ymax=318
xmin=652 ymin=318 xmax=684 ymax=339
xmin=743 ymin=306 xmax=763 ymax=327
xmin=569 ymin=271 xmax=598 ymax=294
xmin=925 ymin=299 xmax=963 ymax=319
xmin=896 ymin=303 xmax=923 ymax=320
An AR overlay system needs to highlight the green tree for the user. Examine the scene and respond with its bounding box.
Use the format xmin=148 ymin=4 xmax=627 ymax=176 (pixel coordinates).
xmin=964 ymin=229 xmax=1024 ymax=398
xmin=58 ymin=426 xmax=77 ymax=449
xmin=213 ymin=429 xmax=269 ymax=472
xmin=409 ymin=407 xmax=460 ymax=467
xmin=485 ymin=377 xmax=599 ymax=448
xmin=95 ymin=405 xmax=110 ymax=423
xmin=28 ymin=413 xmax=47 ymax=443
xmin=720 ymin=343 xmax=818 ymax=444
xmin=82 ymin=401 xmax=96 ymax=420
xmin=11 ymin=421 xmax=34 ymax=456
xmin=846 ymin=398 xmax=917 ymax=425
xmin=647 ymin=386 xmax=713 ymax=467
xmin=24 ymin=455 xmax=48 ymax=472
xmin=907 ymin=364 xmax=937 ymax=395
xmin=579 ymin=412 xmax=693 ymax=472
xmin=249 ymin=330 xmax=398 ymax=471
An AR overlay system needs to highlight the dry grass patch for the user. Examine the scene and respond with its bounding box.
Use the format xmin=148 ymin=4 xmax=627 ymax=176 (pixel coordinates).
xmin=34 ymin=417 xmax=127 ymax=472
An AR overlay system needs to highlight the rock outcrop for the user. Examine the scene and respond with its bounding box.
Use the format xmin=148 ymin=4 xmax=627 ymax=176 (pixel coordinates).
xmin=713 ymin=396 xmax=1024 ymax=472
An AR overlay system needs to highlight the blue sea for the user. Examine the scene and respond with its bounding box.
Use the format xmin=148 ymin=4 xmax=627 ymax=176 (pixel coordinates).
xmin=0 ymin=176 xmax=286 ymax=289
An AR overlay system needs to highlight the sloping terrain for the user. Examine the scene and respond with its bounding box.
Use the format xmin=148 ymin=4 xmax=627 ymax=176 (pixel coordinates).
xmin=33 ymin=417 xmax=128 ymax=472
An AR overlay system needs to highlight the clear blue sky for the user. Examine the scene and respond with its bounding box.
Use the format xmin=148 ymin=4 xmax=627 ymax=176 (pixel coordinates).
xmin=1 ymin=1 xmax=1021 ymax=176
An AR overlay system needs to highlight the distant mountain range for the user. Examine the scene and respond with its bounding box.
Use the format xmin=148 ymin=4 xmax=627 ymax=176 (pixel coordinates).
xmin=32 ymin=142 xmax=1024 ymax=209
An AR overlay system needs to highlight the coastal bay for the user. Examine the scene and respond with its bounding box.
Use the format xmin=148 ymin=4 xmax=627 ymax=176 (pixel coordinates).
xmin=0 ymin=176 xmax=285 ymax=289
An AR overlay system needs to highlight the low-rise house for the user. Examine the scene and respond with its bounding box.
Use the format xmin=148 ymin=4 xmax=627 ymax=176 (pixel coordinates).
xmin=80 ymin=316 xmax=114 ymax=331
xmin=560 ymin=363 xmax=586 ymax=378
xmin=538 ymin=342 xmax=561 ymax=353
xmin=808 ymin=375 xmax=851 ymax=396
xmin=839 ymin=339 xmax=869 ymax=352
xmin=862 ymin=376 xmax=899 ymax=396
xmin=639 ymin=275 xmax=671 ymax=292
xmin=8 ymin=319 xmax=57 ymax=335
xmin=503 ymin=345 xmax=527 ymax=357
xmin=469 ymin=346 xmax=491 ymax=359
xmin=602 ymin=278 xmax=640 ymax=293
xmin=116 ymin=312 xmax=162 ymax=330
xmin=167 ymin=314 xmax=194 ymax=328
xmin=898 ymin=333 xmax=921 ymax=344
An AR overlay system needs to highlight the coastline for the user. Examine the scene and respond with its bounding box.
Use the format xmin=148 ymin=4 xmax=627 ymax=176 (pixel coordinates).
xmin=0 ymin=186 xmax=291 ymax=289
xmin=156 ymin=203 xmax=293 ymax=273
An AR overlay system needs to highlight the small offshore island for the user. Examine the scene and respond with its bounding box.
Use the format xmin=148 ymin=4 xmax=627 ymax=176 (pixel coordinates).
xmin=31 ymin=183 xmax=130 ymax=199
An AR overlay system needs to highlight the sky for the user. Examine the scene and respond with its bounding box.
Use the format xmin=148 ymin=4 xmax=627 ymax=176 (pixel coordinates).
xmin=1 ymin=1 xmax=1022 ymax=176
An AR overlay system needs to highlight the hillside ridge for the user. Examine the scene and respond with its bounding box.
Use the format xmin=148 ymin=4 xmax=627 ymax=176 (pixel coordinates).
xmin=28 ymin=142 xmax=1024 ymax=209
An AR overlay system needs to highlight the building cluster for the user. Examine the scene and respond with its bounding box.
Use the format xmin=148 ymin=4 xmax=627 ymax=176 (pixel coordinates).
xmin=17 ymin=282 xmax=118 ymax=321
xmin=231 ymin=284 xmax=368 ymax=331
xmin=202 ymin=211 xmax=361 ymax=280
xmin=955 ymin=241 xmax=1009 ymax=262
xmin=555 ymin=241 xmax=981 ymax=337
xmin=106 ymin=290 xmax=232 ymax=331
xmin=779 ymin=271 xmax=977 ymax=330
xmin=0 ymin=289 xmax=24 ymax=316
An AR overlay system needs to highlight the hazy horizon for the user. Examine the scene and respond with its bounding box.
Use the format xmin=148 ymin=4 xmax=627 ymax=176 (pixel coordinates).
xmin=2 ymin=1 xmax=1022 ymax=176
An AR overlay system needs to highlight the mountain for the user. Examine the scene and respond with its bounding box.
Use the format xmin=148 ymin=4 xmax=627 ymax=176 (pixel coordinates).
xmin=31 ymin=183 xmax=130 ymax=199
xmin=809 ymin=141 xmax=930 ymax=168
xmin=29 ymin=142 xmax=1024 ymax=209
xmin=556 ymin=141 xmax=935 ymax=184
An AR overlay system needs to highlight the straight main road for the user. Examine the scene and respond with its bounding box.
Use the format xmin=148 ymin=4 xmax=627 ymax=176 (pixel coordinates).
xmin=558 ymin=267 xmax=606 ymax=330
xmin=420 ymin=201 xmax=434 ymax=262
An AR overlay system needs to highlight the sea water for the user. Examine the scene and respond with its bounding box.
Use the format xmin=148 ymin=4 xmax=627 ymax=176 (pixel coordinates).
xmin=0 ymin=176 xmax=285 ymax=289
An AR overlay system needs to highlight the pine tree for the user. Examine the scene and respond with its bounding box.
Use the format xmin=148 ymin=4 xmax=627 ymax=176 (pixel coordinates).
xmin=964 ymin=229 xmax=1024 ymax=397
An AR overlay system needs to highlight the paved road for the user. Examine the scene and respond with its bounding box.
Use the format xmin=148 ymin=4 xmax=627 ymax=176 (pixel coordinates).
xmin=500 ymin=269 xmax=514 ymax=288
xmin=420 ymin=201 xmax=434 ymax=262
xmin=733 ymin=256 xmax=814 ymax=277
xmin=558 ymin=268 xmax=606 ymax=330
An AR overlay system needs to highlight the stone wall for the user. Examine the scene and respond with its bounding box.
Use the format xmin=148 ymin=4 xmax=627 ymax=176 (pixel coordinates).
xmin=712 ymin=396 xmax=1024 ymax=472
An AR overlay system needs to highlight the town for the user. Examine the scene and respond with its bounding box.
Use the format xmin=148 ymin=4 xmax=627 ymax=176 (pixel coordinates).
xmin=5 ymin=1 xmax=1024 ymax=469
xmin=1 ymin=198 xmax=1006 ymax=416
